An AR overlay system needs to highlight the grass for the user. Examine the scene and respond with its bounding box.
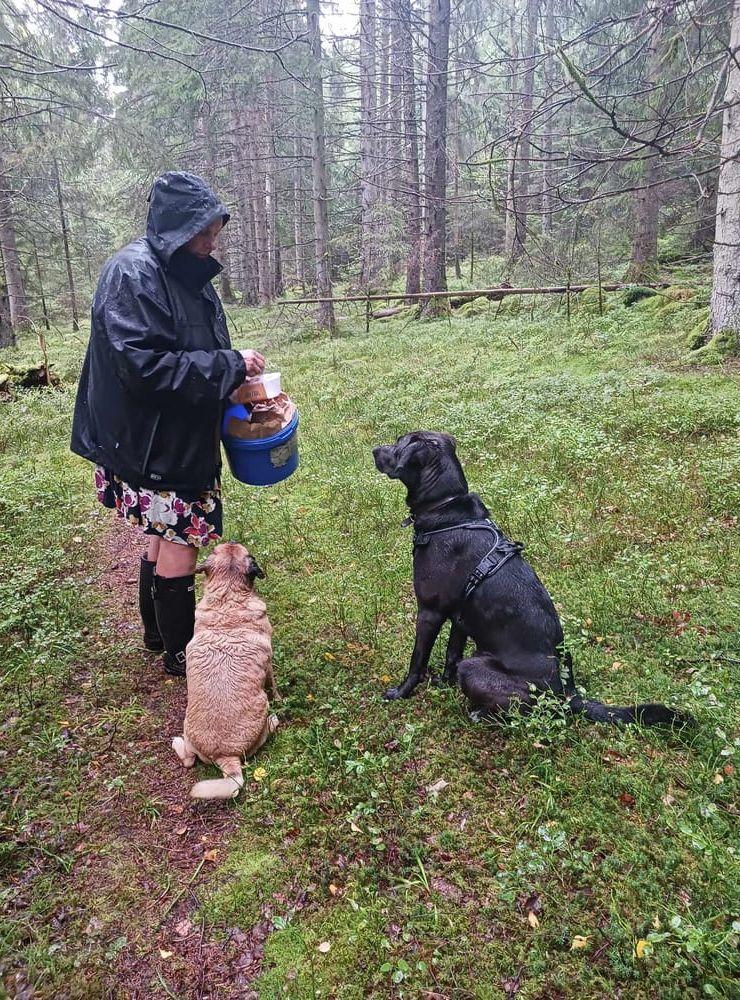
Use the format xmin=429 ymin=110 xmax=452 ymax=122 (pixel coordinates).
xmin=1 ymin=283 xmax=738 ymax=998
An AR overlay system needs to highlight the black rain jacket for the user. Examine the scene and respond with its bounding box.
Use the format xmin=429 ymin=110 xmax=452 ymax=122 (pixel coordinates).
xmin=71 ymin=171 xmax=246 ymax=494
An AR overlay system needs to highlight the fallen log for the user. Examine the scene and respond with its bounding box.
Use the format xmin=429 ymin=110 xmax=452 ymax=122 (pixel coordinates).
xmin=277 ymin=282 xmax=671 ymax=307
xmin=0 ymin=362 xmax=60 ymax=399
xmin=371 ymin=306 xmax=409 ymax=319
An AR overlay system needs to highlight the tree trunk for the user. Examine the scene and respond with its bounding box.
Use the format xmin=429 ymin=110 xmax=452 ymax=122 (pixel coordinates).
xmin=293 ymin=82 xmax=307 ymax=292
xmin=541 ymin=0 xmax=556 ymax=236
xmin=503 ymin=9 xmax=520 ymax=262
xmin=53 ymin=156 xmax=79 ymax=332
xmin=693 ymin=174 xmax=718 ymax=252
xmin=219 ymin=229 xmax=237 ymax=303
xmin=420 ymin=0 xmax=451 ymax=317
xmin=307 ymin=0 xmax=336 ymax=332
xmin=248 ymin=109 xmax=273 ymax=306
xmin=388 ymin=2 xmax=404 ymax=214
xmin=378 ymin=0 xmax=391 ymax=206
xmin=505 ymin=0 xmax=539 ymax=266
xmin=360 ymin=0 xmax=379 ymax=289
xmin=0 ymin=286 xmax=12 ymax=348
xmin=234 ymin=108 xmax=259 ymax=305
xmin=0 ymin=158 xmax=29 ymax=331
xmin=709 ymin=0 xmax=740 ymax=347
xmin=268 ymin=135 xmax=284 ymax=297
xmin=32 ymin=238 xmax=50 ymax=331
xmin=394 ymin=0 xmax=422 ymax=295
xmin=627 ymin=5 xmax=671 ymax=282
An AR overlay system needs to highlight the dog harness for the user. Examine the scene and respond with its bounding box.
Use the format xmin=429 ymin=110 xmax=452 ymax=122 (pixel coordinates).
xmin=410 ymin=518 xmax=525 ymax=600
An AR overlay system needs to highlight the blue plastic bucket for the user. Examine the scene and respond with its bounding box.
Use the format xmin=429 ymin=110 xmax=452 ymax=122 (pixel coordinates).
xmin=221 ymin=406 xmax=299 ymax=486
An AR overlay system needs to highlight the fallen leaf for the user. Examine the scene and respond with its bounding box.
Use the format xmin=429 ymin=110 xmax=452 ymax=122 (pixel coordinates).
xmin=253 ymin=767 xmax=267 ymax=782
xmin=570 ymin=935 xmax=590 ymax=950
xmin=306 ymin=693 xmax=315 ymax=702
xmin=328 ymin=883 xmax=339 ymax=896
xmin=527 ymin=911 xmax=540 ymax=929
xmin=380 ymin=674 xmax=392 ymax=683
xmin=723 ymin=763 xmax=734 ymax=776
xmin=662 ymin=791 xmax=675 ymax=807
xmin=317 ymin=941 xmax=331 ymax=953
xmin=349 ymin=821 xmax=362 ymax=833
xmin=618 ymin=791 xmax=636 ymax=808
xmin=635 ymin=939 xmax=650 ymax=959
xmin=425 ymin=778 xmax=449 ymax=796
xmin=159 ymin=949 xmax=174 ymax=959
xmin=203 ymin=849 xmax=218 ymax=863
xmin=653 ymin=915 xmax=662 ymax=929
xmin=713 ymin=773 xmax=724 ymax=784
xmin=324 ymin=652 xmax=336 ymax=662
xmin=175 ymin=826 xmax=188 ymax=836
xmin=170 ymin=804 xmax=185 ymax=815
xmin=175 ymin=918 xmax=192 ymax=937
xmin=73 ymin=536 xmax=83 ymax=544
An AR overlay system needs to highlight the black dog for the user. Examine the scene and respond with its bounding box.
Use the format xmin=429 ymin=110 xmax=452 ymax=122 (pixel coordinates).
xmin=373 ymin=431 xmax=692 ymax=726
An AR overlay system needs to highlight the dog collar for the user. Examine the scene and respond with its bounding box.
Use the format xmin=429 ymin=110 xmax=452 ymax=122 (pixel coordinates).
xmin=401 ymin=494 xmax=467 ymax=528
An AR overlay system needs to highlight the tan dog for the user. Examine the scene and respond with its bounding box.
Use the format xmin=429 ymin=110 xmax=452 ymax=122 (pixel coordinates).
xmin=171 ymin=542 xmax=279 ymax=800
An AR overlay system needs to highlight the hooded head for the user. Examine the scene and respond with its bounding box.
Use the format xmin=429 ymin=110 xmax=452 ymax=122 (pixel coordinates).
xmin=146 ymin=171 xmax=230 ymax=265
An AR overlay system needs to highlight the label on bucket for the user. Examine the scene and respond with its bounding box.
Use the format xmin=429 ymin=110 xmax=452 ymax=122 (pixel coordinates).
xmin=270 ymin=435 xmax=297 ymax=468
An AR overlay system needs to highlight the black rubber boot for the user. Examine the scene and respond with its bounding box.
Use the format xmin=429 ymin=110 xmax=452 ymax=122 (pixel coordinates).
xmin=139 ymin=557 xmax=164 ymax=652
xmin=152 ymin=573 xmax=196 ymax=677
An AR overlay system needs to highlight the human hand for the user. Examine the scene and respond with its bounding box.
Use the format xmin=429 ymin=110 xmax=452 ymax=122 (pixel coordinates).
xmin=239 ymin=349 xmax=265 ymax=376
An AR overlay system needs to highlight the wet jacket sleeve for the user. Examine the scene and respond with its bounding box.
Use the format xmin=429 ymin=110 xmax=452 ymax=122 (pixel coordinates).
xmin=103 ymin=267 xmax=246 ymax=404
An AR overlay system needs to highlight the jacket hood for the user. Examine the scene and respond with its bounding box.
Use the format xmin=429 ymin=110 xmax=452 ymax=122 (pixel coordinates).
xmin=146 ymin=171 xmax=230 ymax=264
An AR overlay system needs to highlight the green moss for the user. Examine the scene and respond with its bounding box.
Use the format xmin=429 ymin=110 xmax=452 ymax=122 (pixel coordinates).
xmin=456 ymin=295 xmax=491 ymax=317
xmin=688 ymin=327 xmax=738 ymax=364
xmin=254 ymin=908 xmax=388 ymax=1000
xmin=623 ymin=286 xmax=658 ymax=307
xmin=664 ymin=285 xmax=696 ymax=302
xmin=203 ymin=847 xmax=283 ymax=926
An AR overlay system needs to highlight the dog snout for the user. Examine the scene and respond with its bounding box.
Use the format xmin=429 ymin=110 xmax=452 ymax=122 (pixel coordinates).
xmin=373 ymin=445 xmax=394 ymax=473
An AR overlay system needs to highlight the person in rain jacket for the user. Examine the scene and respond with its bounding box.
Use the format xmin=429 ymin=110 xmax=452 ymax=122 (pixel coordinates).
xmin=71 ymin=171 xmax=264 ymax=676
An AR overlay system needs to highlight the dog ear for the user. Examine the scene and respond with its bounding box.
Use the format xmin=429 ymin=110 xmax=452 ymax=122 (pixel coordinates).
xmin=440 ymin=432 xmax=457 ymax=449
xmin=245 ymin=556 xmax=266 ymax=582
xmin=394 ymin=439 xmax=426 ymax=472
xmin=195 ymin=558 xmax=212 ymax=576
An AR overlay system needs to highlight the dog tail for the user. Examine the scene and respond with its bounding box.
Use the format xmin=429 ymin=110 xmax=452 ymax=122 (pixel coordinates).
xmin=190 ymin=756 xmax=244 ymax=801
xmin=567 ymin=694 xmax=694 ymax=728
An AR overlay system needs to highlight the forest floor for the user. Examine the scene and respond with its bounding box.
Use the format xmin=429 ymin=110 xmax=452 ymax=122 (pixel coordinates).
xmin=1 ymin=284 xmax=739 ymax=999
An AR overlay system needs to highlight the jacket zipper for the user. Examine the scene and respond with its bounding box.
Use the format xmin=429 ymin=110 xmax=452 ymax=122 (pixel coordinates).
xmin=141 ymin=411 xmax=162 ymax=477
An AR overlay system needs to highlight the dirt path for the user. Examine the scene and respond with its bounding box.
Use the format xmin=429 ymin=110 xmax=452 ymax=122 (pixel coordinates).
xmin=53 ymin=523 xmax=270 ymax=998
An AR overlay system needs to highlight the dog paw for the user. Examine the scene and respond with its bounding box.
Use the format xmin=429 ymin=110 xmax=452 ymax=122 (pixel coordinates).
xmin=383 ymin=686 xmax=406 ymax=701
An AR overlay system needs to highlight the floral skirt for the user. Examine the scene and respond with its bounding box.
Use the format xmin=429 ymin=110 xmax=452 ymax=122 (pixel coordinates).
xmin=94 ymin=466 xmax=222 ymax=548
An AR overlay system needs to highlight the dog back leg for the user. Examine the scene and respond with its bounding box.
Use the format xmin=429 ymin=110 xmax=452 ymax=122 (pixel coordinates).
xmin=246 ymin=714 xmax=279 ymax=758
xmin=458 ymin=655 xmax=534 ymax=720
